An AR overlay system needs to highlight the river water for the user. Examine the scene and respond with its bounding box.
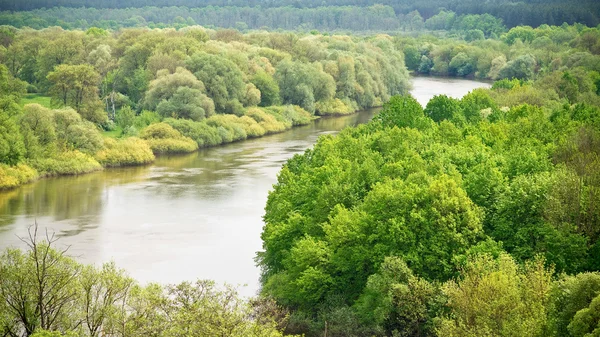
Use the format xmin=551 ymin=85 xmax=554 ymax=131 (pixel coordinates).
xmin=0 ymin=77 xmax=490 ymax=296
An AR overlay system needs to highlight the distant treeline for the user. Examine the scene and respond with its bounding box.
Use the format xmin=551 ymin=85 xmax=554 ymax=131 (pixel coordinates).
xmin=0 ymin=0 xmax=598 ymax=29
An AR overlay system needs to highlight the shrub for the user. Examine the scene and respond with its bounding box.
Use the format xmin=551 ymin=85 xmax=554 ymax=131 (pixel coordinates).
xmin=206 ymin=115 xmax=248 ymax=142
xmin=0 ymin=163 xmax=38 ymax=190
xmin=163 ymin=118 xmax=223 ymax=148
xmin=95 ymin=138 xmax=155 ymax=167
xmin=246 ymin=108 xmax=287 ymax=133
xmin=314 ymin=98 xmax=354 ymax=115
xmin=140 ymin=123 xmax=198 ymax=154
xmin=28 ymin=151 xmax=102 ymax=176
xmin=142 ymin=138 xmax=198 ymax=154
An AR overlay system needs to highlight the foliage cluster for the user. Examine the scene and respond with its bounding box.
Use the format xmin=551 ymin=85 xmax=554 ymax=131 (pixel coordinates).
xmin=259 ymin=39 xmax=600 ymax=334
xmin=0 ymin=227 xmax=292 ymax=337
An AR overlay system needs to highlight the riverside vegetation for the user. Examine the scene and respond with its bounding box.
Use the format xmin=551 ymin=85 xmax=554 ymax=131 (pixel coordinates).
xmin=2 ymin=20 xmax=600 ymax=189
xmin=0 ymin=25 xmax=413 ymax=189
xmin=1 ymin=4 xmax=600 ymax=337
xmin=256 ymin=21 xmax=600 ymax=337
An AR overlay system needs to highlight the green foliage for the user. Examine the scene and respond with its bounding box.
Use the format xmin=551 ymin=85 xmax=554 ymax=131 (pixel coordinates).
xmin=140 ymin=122 xmax=198 ymax=154
xmin=252 ymin=71 xmax=280 ymax=107
xmin=549 ymin=273 xmax=600 ymax=336
xmin=47 ymin=64 xmax=106 ymax=123
xmin=354 ymin=257 xmax=441 ymax=336
xmin=0 ymin=228 xmax=289 ymax=337
xmin=375 ymin=94 xmax=428 ymax=129
xmin=0 ymin=109 xmax=25 ymax=165
xmin=403 ymin=45 xmax=421 ymax=71
xmin=0 ymin=163 xmax=37 ymax=190
xmin=95 ymin=137 xmax=155 ymax=167
xmin=143 ymin=67 xmax=214 ymax=120
xmin=438 ymin=254 xmax=552 ymax=337
xmin=28 ymin=150 xmax=102 ymax=176
xmin=425 ymin=95 xmax=461 ymax=122
xmin=115 ymin=106 xmax=135 ymax=132
xmin=449 ymin=52 xmax=475 ymax=77
xmin=186 ymin=52 xmax=245 ymax=113
xmin=498 ymin=54 xmax=537 ymax=81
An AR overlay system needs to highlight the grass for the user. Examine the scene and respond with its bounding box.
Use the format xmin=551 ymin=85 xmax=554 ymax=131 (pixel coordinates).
xmin=102 ymin=127 xmax=123 ymax=138
xmin=20 ymin=94 xmax=53 ymax=108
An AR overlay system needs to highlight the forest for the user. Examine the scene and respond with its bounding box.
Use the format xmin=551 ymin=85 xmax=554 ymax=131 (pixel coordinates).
xmin=0 ymin=0 xmax=598 ymax=29
xmin=0 ymin=1 xmax=599 ymax=336
xmin=259 ymin=24 xmax=600 ymax=336
xmin=0 ymin=25 xmax=412 ymax=190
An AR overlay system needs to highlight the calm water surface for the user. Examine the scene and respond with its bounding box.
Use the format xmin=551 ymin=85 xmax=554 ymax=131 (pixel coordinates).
xmin=0 ymin=77 xmax=490 ymax=296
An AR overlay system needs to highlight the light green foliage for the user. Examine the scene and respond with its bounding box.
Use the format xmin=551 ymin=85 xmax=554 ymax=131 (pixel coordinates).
xmin=314 ymin=98 xmax=354 ymax=116
xmin=460 ymin=89 xmax=497 ymax=123
xmin=0 ymin=108 xmax=25 ymax=165
xmin=418 ymin=55 xmax=434 ymax=74
xmin=115 ymin=106 xmax=135 ymax=132
xmin=490 ymin=171 xmax=588 ymax=274
xmin=438 ymin=254 xmax=552 ymax=337
xmin=28 ymin=150 xmax=102 ymax=176
xmin=403 ymin=45 xmax=421 ymax=71
xmin=275 ymin=59 xmax=335 ymax=113
xmin=0 ymin=228 xmax=289 ymax=337
xmin=95 ymin=137 xmax=155 ymax=167
xmin=503 ymin=26 xmax=536 ymax=45
xmin=140 ymin=122 xmax=198 ymax=154
xmin=568 ymin=295 xmax=600 ymax=337
xmin=47 ymin=64 xmax=106 ymax=123
xmin=449 ymin=52 xmax=475 ymax=77
xmin=465 ymin=29 xmax=485 ymax=42
xmin=20 ymin=104 xmax=57 ymax=158
xmin=143 ymin=67 xmax=214 ymax=120
xmin=156 ymin=86 xmax=211 ymax=121
xmin=354 ymin=257 xmax=441 ymax=336
xmin=0 ymin=163 xmax=38 ymax=190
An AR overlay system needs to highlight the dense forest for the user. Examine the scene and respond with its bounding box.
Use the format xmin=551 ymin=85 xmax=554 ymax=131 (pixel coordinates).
xmin=259 ymin=24 xmax=600 ymax=337
xmin=0 ymin=0 xmax=599 ymax=29
xmin=0 ymin=5 xmax=598 ymax=32
xmin=0 ymin=26 xmax=411 ymax=190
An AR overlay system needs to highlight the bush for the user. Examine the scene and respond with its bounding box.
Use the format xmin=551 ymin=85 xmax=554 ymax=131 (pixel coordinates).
xmin=163 ymin=118 xmax=223 ymax=148
xmin=143 ymin=138 xmax=198 ymax=154
xmin=140 ymin=123 xmax=198 ymax=154
xmin=281 ymin=105 xmax=314 ymax=125
xmin=314 ymin=98 xmax=354 ymax=116
xmin=246 ymin=108 xmax=287 ymax=133
xmin=0 ymin=163 xmax=38 ymax=190
xmin=206 ymin=115 xmax=248 ymax=142
xmin=28 ymin=151 xmax=102 ymax=176
xmin=95 ymin=138 xmax=155 ymax=167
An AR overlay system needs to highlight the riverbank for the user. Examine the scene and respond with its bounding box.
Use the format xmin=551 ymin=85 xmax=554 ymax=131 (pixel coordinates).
xmin=0 ymin=76 xmax=493 ymax=297
xmin=1 ymin=76 xmax=493 ymax=192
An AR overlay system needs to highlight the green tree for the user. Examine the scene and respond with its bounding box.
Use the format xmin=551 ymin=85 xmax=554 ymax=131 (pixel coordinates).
xmin=115 ymin=105 xmax=136 ymax=133
xmin=424 ymin=95 xmax=461 ymax=122
xmin=375 ymin=95 xmax=427 ymax=129
xmin=251 ymin=70 xmax=280 ymax=107
xmin=47 ymin=64 xmax=106 ymax=123
xmin=438 ymin=254 xmax=552 ymax=337
xmin=498 ymin=54 xmax=536 ymax=81
xmin=0 ymin=225 xmax=81 ymax=335
xmin=186 ymin=52 xmax=246 ymax=113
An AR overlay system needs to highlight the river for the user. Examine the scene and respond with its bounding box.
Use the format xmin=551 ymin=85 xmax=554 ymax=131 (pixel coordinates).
xmin=0 ymin=77 xmax=490 ymax=296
